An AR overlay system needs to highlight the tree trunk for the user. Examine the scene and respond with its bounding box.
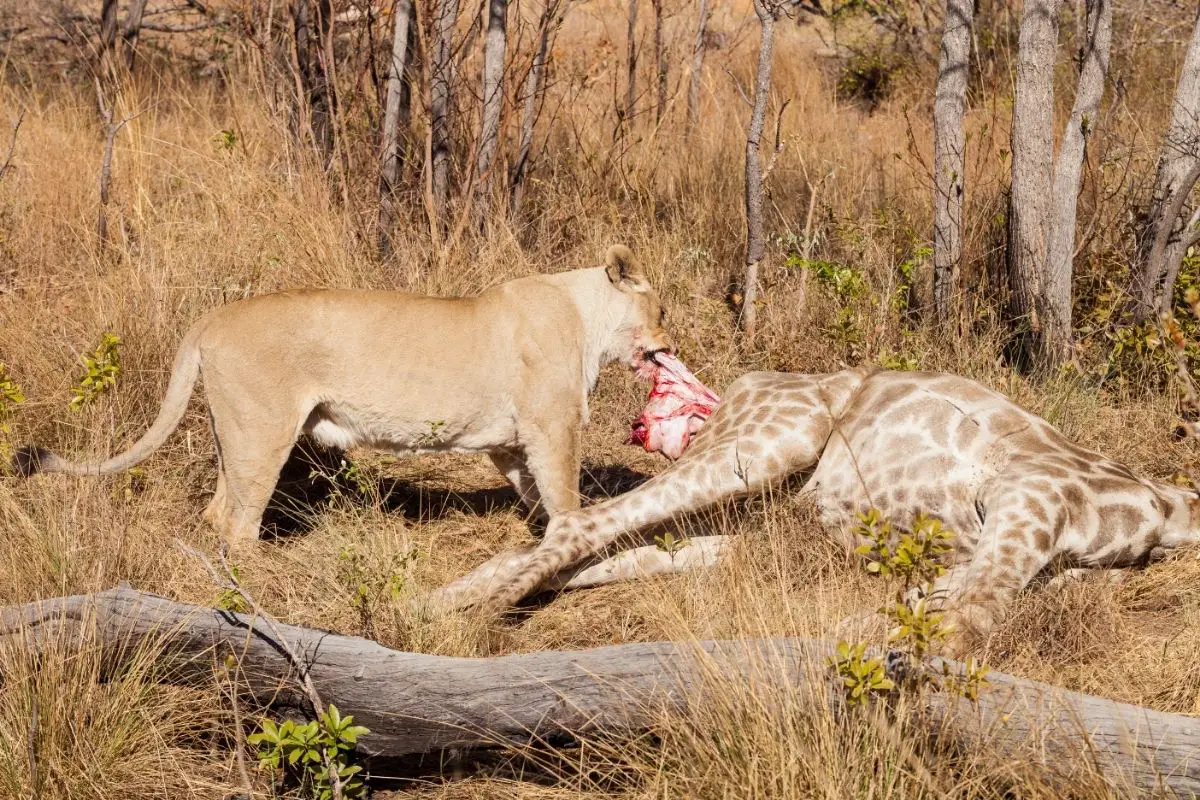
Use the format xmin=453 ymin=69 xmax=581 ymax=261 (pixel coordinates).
xmin=293 ymin=0 xmax=335 ymax=165
xmin=1149 ymin=161 xmax=1200 ymax=313
xmin=685 ymin=0 xmax=712 ymax=139
xmin=474 ymin=0 xmax=509 ymax=229
xmin=1043 ymin=0 xmax=1111 ymax=363
xmin=741 ymin=0 xmax=778 ymax=344
xmin=313 ymin=0 xmax=335 ymax=168
xmin=99 ymin=0 xmax=119 ymax=74
xmin=509 ymin=2 xmax=559 ymax=219
xmin=932 ymin=0 xmax=973 ymax=324
xmin=378 ymin=0 xmax=415 ymax=257
xmin=1131 ymin=7 xmax=1200 ymax=321
xmin=1007 ymin=0 xmax=1059 ymax=366
xmin=625 ymin=0 xmax=639 ymax=121
xmin=5 ymin=585 xmax=1200 ymax=794
xmin=652 ymin=0 xmax=667 ymax=124
xmin=121 ymin=0 xmax=150 ymax=71
xmin=431 ymin=0 xmax=461 ymax=217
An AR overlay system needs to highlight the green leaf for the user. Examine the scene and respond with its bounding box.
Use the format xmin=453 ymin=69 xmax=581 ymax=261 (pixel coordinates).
xmin=342 ymin=725 xmax=369 ymax=744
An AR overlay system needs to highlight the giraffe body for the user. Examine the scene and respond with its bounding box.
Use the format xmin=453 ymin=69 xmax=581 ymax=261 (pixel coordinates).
xmin=432 ymin=367 xmax=1200 ymax=651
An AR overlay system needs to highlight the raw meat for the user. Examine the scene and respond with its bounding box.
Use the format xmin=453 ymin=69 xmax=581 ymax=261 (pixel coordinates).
xmin=628 ymin=353 xmax=721 ymax=460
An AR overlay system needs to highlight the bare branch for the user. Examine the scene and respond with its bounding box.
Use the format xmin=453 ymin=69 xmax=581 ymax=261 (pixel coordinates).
xmin=723 ymin=66 xmax=753 ymax=109
xmin=177 ymin=540 xmax=346 ymax=800
xmin=760 ymin=98 xmax=791 ymax=188
xmin=624 ymin=0 xmax=638 ymax=120
xmin=740 ymin=0 xmax=780 ymax=344
xmin=93 ymin=79 xmax=139 ymax=246
xmin=122 ymin=0 xmax=150 ymax=68
xmin=26 ymin=696 xmax=38 ymax=800
xmin=0 ymin=112 xmax=24 ymax=183
xmin=140 ymin=21 xmax=212 ymax=32
xmin=1151 ymin=158 xmax=1200 ymax=314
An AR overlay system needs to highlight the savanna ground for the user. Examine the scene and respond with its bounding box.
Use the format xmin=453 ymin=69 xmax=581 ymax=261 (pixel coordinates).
xmin=1 ymin=0 xmax=1199 ymax=797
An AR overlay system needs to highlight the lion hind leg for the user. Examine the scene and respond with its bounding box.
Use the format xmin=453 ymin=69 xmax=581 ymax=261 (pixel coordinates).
xmin=207 ymin=395 xmax=302 ymax=544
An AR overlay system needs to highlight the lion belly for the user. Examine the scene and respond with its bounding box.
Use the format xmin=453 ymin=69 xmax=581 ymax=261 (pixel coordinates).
xmin=304 ymin=400 xmax=520 ymax=455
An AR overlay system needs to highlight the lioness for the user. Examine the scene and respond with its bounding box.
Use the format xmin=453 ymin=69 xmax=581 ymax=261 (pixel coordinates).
xmin=15 ymin=245 xmax=674 ymax=543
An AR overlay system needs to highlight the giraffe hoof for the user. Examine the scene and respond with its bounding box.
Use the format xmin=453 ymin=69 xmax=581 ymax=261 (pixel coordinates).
xmin=941 ymin=603 xmax=997 ymax=657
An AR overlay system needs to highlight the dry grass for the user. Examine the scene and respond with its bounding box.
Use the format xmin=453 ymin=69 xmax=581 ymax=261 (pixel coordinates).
xmin=1 ymin=0 xmax=1200 ymax=797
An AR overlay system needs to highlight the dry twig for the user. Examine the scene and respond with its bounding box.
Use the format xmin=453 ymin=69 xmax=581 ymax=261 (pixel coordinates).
xmin=0 ymin=111 xmax=24 ymax=183
xmin=93 ymin=79 xmax=139 ymax=245
xmin=177 ymin=540 xmax=347 ymax=800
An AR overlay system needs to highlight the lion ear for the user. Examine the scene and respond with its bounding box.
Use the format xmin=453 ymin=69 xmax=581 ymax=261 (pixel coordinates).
xmin=605 ymin=245 xmax=648 ymax=292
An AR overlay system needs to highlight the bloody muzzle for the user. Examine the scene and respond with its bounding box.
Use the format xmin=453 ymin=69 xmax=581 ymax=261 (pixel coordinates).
xmin=628 ymin=353 xmax=721 ymax=460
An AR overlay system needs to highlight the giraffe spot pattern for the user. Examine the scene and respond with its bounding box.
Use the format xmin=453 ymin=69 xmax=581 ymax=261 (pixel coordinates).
xmin=470 ymin=368 xmax=1200 ymax=653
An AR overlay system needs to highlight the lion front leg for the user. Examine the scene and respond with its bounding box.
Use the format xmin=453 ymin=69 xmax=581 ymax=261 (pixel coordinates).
xmin=519 ymin=410 xmax=583 ymax=519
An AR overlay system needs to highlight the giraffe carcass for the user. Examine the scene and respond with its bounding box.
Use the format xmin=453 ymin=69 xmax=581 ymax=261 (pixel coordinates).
xmin=628 ymin=353 xmax=720 ymax=460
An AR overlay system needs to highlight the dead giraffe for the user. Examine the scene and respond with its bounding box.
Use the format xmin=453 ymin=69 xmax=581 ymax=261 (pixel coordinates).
xmin=430 ymin=366 xmax=1200 ymax=653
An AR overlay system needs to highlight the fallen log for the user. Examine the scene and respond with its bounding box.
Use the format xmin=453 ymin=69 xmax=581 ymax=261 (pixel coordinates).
xmin=1 ymin=585 xmax=1197 ymax=795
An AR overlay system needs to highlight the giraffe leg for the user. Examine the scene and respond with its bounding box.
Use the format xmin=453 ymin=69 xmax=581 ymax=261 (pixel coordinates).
xmin=428 ymin=372 xmax=840 ymax=614
xmin=1037 ymin=567 xmax=1128 ymax=590
xmin=424 ymin=535 xmax=733 ymax=612
xmin=477 ymin=421 xmax=833 ymax=611
xmin=935 ymin=480 xmax=1059 ymax=656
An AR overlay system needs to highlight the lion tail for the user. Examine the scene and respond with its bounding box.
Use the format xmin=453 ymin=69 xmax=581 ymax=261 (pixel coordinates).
xmin=14 ymin=325 xmax=204 ymax=478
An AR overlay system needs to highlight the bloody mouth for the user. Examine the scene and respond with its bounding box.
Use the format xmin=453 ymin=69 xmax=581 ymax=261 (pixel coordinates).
xmin=628 ymin=353 xmax=721 ymax=460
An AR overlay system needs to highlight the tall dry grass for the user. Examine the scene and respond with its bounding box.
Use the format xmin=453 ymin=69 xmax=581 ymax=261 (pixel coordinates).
xmin=0 ymin=0 xmax=1199 ymax=797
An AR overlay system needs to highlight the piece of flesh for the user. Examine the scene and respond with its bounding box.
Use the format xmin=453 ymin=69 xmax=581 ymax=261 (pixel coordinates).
xmin=628 ymin=353 xmax=721 ymax=460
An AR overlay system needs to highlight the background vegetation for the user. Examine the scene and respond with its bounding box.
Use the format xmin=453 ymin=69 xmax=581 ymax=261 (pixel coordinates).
xmin=0 ymin=0 xmax=1199 ymax=796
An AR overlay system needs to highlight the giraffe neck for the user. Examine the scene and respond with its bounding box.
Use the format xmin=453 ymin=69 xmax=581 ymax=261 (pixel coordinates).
xmin=1150 ymin=479 xmax=1200 ymax=549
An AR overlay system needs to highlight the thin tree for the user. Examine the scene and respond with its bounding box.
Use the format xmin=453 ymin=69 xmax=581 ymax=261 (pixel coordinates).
xmin=932 ymin=0 xmax=973 ymax=324
xmin=1130 ymin=7 xmax=1200 ymax=320
xmin=94 ymin=79 xmax=137 ymax=246
xmin=1007 ymin=0 xmax=1112 ymax=367
xmin=1007 ymin=0 xmax=1057 ymax=359
xmin=625 ymin=0 xmax=639 ymax=120
xmin=685 ymin=0 xmax=712 ymax=138
xmin=741 ymin=0 xmax=782 ymax=344
xmin=121 ymin=0 xmax=150 ymax=70
xmin=292 ymin=0 xmax=335 ymax=165
xmin=431 ymin=0 xmax=461 ymax=216
xmin=474 ymin=0 xmax=509 ymax=229
xmin=1043 ymin=0 xmax=1111 ymax=358
xmin=99 ymin=0 xmax=119 ymax=74
xmin=0 ymin=113 xmax=23 ymax=184
xmin=379 ymin=0 xmax=415 ymax=256
xmin=652 ymin=0 xmax=667 ymax=124
xmin=511 ymin=0 xmax=565 ymax=219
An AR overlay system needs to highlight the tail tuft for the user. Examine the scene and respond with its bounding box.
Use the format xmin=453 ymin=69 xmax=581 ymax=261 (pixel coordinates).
xmin=12 ymin=445 xmax=52 ymax=477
